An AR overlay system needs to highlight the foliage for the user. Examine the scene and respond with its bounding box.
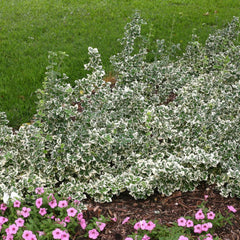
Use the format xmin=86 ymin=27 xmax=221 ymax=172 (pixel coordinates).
xmin=0 ymin=12 xmax=239 ymax=203
xmin=125 ymin=197 xmax=236 ymax=239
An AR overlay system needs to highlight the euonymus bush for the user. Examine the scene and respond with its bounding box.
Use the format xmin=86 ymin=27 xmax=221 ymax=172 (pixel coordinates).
xmin=0 ymin=12 xmax=239 ymax=202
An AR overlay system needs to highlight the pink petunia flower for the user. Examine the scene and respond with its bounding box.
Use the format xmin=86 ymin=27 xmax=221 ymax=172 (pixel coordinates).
xmin=177 ymin=217 xmax=187 ymax=227
xmin=178 ymin=236 xmax=189 ymax=240
xmin=186 ymin=219 xmax=194 ymax=227
xmin=145 ymin=221 xmax=155 ymax=231
xmin=205 ymin=233 xmax=213 ymax=239
xmin=22 ymin=230 xmax=34 ymax=239
xmin=49 ymin=199 xmax=58 ymax=209
xmin=15 ymin=218 xmax=24 ymax=227
xmin=35 ymin=198 xmax=43 ymax=209
xmin=67 ymin=207 xmax=77 ymax=217
xmin=77 ymin=212 xmax=83 ymax=221
xmin=194 ymin=224 xmax=202 ymax=234
xmin=88 ymin=229 xmax=99 ymax=239
xmin=195 ymin=209 xmax=205 ymax=220
xmin=8 ymin=224 xmax=18 ymax=235
xmin=134 ymin=221 xmax=141 ymax=230
xmin=139 ymin=220 xmax=147 ymax=230
xmin=227 ymin=206 xmax=237 ymax=213
xmin=52 ymin=228 xmax=63 ymax=239
xmin=13 ymin=200 xmax=21 ymax=208
xmin=207 ymin=222 xmax=213 ymax=229
xmin=39 ymin=208 xmax=47 ymax=216
xmin=0 ymin=203 xmax=7 ymax=211
xmin=35 ymin=187 xmax=44 ymax=195
xmin=204 ymin=195 xmax=208 ymax=201
xmin=122 ymin=217 xmax=130 ymax=225
xmin=5 ymin=234 xmax=14 ymax=240
xmin=125 ymin=238 xmax=133 ymax=240
xmin=96 ymin=221 xmax=106 ymax=231
xmin=37 ymin=231 xmax=45 ymax=236
xmin=64 ymin=216 xmax=71 ymax=223
xmin=207 ymin=211 xmax=215 ymax=220
xmin=79 ymin=218 xmax=87 ymax=229
xmin=0 ymin=216 xmax=8 ymax=224
xmin=48 ymin=193 xmax=55 ymax=201
xmin=58 ymin=200 xmax=68 ymax=208
xmin=201 ymin=223 xmax=209 ymax=232
xmin=21 ymin=207 xmax=31 ymax=218
xmin=111 ymin=217 xmax=117 ymax=222
xmin=74 ymin=200 xmax=81 ymax=205
xmin=142 ymin=234 xmax=150 ymax=240
xmin=61 ymin=231 xmax=70 ymax=240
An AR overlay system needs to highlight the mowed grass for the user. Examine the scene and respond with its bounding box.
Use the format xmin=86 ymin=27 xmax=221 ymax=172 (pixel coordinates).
xmin=0 ymin=0 xmax=240 ymax=129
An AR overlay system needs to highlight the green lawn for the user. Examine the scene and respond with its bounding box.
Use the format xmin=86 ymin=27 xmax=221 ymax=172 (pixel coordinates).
xmin=1 ymin=0 xmax=240 ymax=129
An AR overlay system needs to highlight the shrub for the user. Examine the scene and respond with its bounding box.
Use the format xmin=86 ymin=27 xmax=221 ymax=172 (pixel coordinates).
xmin=0 ymin=12 xmax=239 ymax=202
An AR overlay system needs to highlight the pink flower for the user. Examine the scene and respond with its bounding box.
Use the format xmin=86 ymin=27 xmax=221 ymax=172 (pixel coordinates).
xmin=186 ymin=219 xmax=194 ymax=227
xmin=0 ymin=203 xmax=7 ymax=211
xmin=64 ymin=216 xmax=71 ymax=223
xmin=125 ymin=238 xmax=133 ymax=240
xmin=145 ymin=221 xmax=155 ymax=231
xmin=142 ymin=234 xmax=150 ymax=240
xmin=201 ymin=223 xmax=209 ymax=232
xmin=67 ymin=207 xmax=77 ymax=217
xmin=55 ymin=218 xmax=61 ymax=222
xmin=21 ymin=207 xmax=31 ymax=218
xmin=13 ymin=200 xmax=21 ymax=208
xmin=204 ymin=195 xmax=208 ymax=201
xmin=5 ymin=234 xmax=14 ymax=240
xmin=22 ymin=230 xmax=34 ymax=239
xmin=8 ymin=224 xmax=18 ymax=234
xmin=89 ymin=229 xmax=99 ymax=239
xmin=0 ymin=216 xmax=8 ymax=224
xmin=48 ymin=193 xmax=55 ymax=201
xmin=139 ymin=220 xmax=147 ymax=230
xmin=35 ymin=187 xmax=44 ymax=195
xmin=52 ymin=228 xmax=63 ymax=239
xmin=77 ymin=212 xmax=83 ymax=221
xmin=207 ymin=222 xmax=213 ymax=229
xmin=96 ymin=221 xmax=106 ymax=231
xmin=35 ymin=198 xmax=43 ymax=208
xmin=74 ymin=200 xmax=81 ymax=205
xmin=134 ymin=221 xmax=141 ymax=230
xmin=58 ymin=200 xmax=68 ymax=208
xmin=49 ymin=199 xmax=58 ymax=208
xmin=15 ymin=218 xmax=24 ymax=227
xmin=61 ymin=231 xmax=70 ymax=240
xmin=37 ymin=231 xmax=45 ymax=236
xmin=194 ymin=224 xmax=202 ymax=234
xmin=227 ymin=206 xmax=237 ymax=213
xmin=205 ymin=233 xmax=213 ymax=239
xmin=207 ymin=211 xmax=215 ymax=220
xmin=111 ymin=217 xmax=117 ymax=222
xmin=195 ymin=209 xmax=205 ymax=220
xmin=122 ymin=217 xmax=130 ymax=224
xmin=178 ymin=236 xmax=189 ymax=240
xmin=39 ymin=208 xmax=47 ymax=216
xmin=59 ymin=221 xmax=67 ymax=227
xmin=177 ymin=217 xmax=187 ymax=227
xmin=79 ymin=218 xmax=87 ymax=229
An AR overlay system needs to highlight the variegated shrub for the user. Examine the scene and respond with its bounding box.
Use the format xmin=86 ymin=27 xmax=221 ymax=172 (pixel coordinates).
xmin=0 ymin=12 xmax=239 ymax=202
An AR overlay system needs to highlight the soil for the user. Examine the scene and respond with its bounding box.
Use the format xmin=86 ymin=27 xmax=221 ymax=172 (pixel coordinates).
xmin=72 ymin=182 xmax=240 ymax=240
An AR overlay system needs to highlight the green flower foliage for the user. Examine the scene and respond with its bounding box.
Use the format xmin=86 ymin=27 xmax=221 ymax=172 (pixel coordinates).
xmin=0 ymin=12 xmax=239 ymax=202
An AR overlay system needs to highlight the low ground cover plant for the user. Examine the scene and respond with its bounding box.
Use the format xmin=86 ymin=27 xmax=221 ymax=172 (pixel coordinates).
xmin=0 ymin=11 xmax=239 ymax=207
xmin=0 ymin=190 xmax=237 ymax=239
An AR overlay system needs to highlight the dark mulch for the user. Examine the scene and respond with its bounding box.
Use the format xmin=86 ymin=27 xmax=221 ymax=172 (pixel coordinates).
xmin=72 ymin=182 xmax=240 ymax=240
